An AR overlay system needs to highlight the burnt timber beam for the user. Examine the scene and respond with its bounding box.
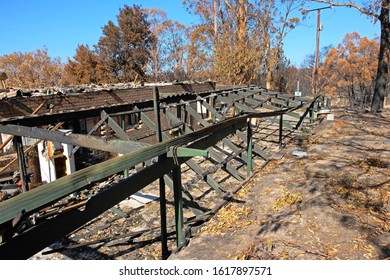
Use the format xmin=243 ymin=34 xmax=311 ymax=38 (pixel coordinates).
xmin=0 ymin=124 xmax=148 ymax=155
xmin=0 ymin=123 xmax=65 ymax=175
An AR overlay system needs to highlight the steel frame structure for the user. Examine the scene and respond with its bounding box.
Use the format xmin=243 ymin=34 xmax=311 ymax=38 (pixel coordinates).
xmin=0 ymin=85 xmax=320 ymax=259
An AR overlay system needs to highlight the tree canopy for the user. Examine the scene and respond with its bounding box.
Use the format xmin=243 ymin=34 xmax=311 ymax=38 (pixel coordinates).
xmin=319 ymin=32 xmax=379 ymax=107
xmin=96 ymin=4 xmax=156 ymax=83
xmin=0 ymin=48 xmax=63 ymax=88
xmin=0 ymin=1 xmax=386 ymax=113
xmin=314 ymin=0 xmax=389 ymax=113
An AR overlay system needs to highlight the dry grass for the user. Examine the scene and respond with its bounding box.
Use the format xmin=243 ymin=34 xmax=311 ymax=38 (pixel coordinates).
xmin=272 ymin=187 xmax=302 ymax=212
xmin=200 ymin=203 xmax=253 ymax=235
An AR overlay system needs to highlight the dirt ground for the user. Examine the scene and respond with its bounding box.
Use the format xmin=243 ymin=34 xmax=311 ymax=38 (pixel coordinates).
xmin=170 ymin=109 xmax=390 ymax=260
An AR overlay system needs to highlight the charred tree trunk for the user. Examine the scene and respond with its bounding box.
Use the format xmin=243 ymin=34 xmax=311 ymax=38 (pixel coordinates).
xmin=371 ymin=0 xmax=389 ymax=113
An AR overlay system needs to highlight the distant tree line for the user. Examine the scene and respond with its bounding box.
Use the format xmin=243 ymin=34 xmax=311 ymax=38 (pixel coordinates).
xmin=0 ymin=1 xmax=388 ymax=112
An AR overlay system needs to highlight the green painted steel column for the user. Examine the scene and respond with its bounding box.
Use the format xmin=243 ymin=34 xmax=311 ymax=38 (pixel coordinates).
xmin=120 ymin=115 xmax=129 ymax=179
xmin=279 ymin=114 xmax=283 ymax=149
xmin=172 ymin=165 xmax=184 ymax=248
xmin=310 ymin=103 xmax=315 ymax=123
xmin=247 ymin=120 xmax=252 ymax=177
xmin=153 ymin=86 xmax=169 ymax=259
xmin=13 ymin=136 xmax=29 ymax=192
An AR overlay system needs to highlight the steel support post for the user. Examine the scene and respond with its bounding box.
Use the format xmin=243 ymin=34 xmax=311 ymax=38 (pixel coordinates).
xmin=279 ymin=114 xmax=284 ymax=149
xmin=247 ymin=120 xmax=253 ymax=177
xmin=310 ymin=104 xmax=314 ymax=123
xmin=13 ymin=136 xmax=29 ymax=192
xmin=153 ymin=87 xmax=169 ymax=259
xmin=172 ymin=165 xmax=184 ymax=248
xmin=120 ymin=115 xmax=129 ymax=179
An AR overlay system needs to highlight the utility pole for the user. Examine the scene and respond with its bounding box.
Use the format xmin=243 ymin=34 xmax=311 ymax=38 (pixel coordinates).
xmin=302 ymin=5 xmax=332 ymax=96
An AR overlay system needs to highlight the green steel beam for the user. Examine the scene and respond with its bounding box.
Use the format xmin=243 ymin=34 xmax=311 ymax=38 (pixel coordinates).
xmin=251 ymin=94 xmax=271 ymax=102
xmin=235 ymin=130 xmax=269 ymax=161
xmin=262 ymin=103 xmax=283 ymax=111
xmin=167 ymin=147 xmax=208 ymax=158
xmin=185 ymin=104 xmax=246 ymax=181
xmin=234 ymin=102 xmax=258 ymax=113
xmin=271 ymin=98 xmax=289 ymax=107
xmin=295 ymin=96 xmax=321 ymax=130
xmin=101 ymin=110 xmax=129 ymax=141
xmin=172 ymin=166 xmax=184 ymax=248
xmin=163 ymin=175 xmax=206 ymax=216
xmin=279 ymin=114 xmax=284 ymax=149
xmin=264 ymin=116 xmax=293 ymax=130
xmin=196 ymin=96 xmax=224 ymax=121
xmin=216 ymin=95 xmax=235 ymax=106
xmin=142 ymin=109 xmax=206 ymax=216
xmin=71 ymin=115 xmax=108 ymax=156
xmin=243 ymin=97 xmax=264 ymax=108
xmin=165 ymin=110 xmax=226 ymax=196
xmin=153 ymin=87 xmax=169 ymax=260
xmin=164 ymin=109 xmax=184 ymax=127
xmin=185 ymin=160 xmax=225 ymax=196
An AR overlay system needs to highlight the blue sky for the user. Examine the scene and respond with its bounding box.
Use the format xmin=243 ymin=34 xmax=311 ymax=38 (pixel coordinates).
xmin=0 ymin=0 xmax=380 ymax=67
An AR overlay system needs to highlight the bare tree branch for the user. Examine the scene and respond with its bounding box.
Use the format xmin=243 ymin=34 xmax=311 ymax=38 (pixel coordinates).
xmin=312 ymin=0 xmax=380 ymax=19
